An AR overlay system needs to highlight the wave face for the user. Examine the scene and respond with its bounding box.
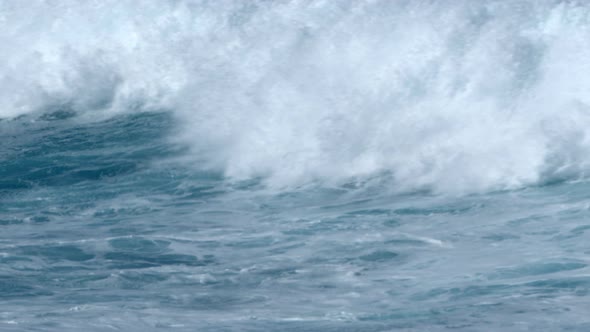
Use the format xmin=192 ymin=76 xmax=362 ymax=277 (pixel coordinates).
xmin=4 ymin=1 xmax=590 ymax=193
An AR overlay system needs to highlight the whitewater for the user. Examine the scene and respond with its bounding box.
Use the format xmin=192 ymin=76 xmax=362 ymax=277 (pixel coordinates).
xmin=2 ymin=0 xmax=590 ymax=331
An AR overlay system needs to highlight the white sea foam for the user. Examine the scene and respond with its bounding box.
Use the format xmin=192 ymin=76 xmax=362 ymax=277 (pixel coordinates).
xmin=3 ymin=1 xmax=590 ymax=193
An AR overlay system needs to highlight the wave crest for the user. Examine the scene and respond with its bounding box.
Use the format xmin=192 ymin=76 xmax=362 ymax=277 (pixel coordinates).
xmin=3 ymin=1 xmax=590 ymax=193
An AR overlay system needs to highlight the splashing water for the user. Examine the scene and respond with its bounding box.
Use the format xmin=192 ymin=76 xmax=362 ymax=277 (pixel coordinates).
xmin=2 ymin=1 xmax=590 ymax=331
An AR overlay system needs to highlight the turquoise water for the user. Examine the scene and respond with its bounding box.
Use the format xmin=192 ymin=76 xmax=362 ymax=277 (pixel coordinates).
xmin=3 ymin=1 xmax=590 ymax=330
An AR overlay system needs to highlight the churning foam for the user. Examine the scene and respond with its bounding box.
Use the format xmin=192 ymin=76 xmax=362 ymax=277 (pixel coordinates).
xmin=3 ymin=1 xmax=590 ymax=193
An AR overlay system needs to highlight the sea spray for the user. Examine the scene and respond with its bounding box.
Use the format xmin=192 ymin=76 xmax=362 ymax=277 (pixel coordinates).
xmin=3 ymin=1 xmax=590 ymax=192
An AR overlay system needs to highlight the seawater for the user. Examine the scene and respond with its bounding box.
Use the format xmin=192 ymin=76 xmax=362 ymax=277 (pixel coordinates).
xmin=2 ymin=1 xmax=590 ymax=331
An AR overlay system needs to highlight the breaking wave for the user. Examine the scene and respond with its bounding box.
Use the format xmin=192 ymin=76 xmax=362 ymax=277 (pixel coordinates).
xmin=3 ymin=0 xmax=590 ymax=193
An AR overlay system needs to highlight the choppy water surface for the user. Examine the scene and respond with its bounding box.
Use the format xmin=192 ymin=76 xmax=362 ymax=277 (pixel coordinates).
xmin=2 ymin=112 xmax=590 ymax=331
xmin=3 ymin=1 xmax=590 ymax=331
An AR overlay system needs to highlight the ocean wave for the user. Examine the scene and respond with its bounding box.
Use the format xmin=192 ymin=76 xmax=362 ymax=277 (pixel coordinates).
xmin=3 ymin=1 xmax=590 ymax=193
